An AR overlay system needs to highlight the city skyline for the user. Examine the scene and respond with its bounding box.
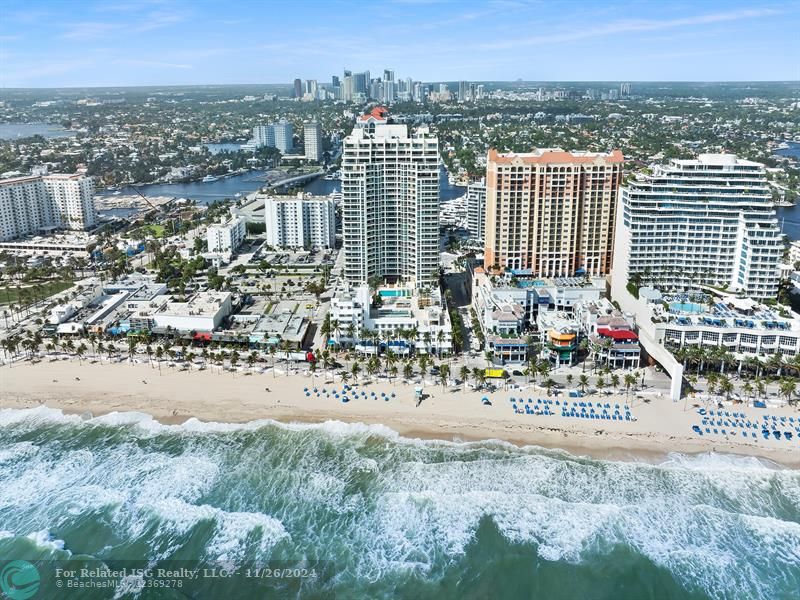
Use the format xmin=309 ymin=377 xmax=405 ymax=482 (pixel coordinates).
xmin=0 ymin=0 xmax=798 ymax=88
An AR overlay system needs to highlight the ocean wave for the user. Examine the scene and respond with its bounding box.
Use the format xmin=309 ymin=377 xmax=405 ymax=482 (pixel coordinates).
xmin=0 ymin=407 xmax=798 ymax=599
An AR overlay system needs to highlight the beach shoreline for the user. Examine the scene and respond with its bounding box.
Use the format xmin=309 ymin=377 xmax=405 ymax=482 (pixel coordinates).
xmin=2 ymin=359 xmax=798 ymax=468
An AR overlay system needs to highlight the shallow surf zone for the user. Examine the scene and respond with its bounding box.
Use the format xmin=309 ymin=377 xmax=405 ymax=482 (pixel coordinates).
xmin=0 ymin=407 xmax=798 ymax=599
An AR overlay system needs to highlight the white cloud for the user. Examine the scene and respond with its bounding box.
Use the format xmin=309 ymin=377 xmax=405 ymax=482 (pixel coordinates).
xmin=60 ymin=21 xmax=120 ymax=40
xmin=480 ymin=8 xmax=781 ymax=50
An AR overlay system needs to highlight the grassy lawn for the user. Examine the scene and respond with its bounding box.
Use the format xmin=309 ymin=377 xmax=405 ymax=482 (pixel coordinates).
xmin=128 ymin=224 xmax=167 ymax=238
xmin=0 ymin=280 xmax=74 ymax=305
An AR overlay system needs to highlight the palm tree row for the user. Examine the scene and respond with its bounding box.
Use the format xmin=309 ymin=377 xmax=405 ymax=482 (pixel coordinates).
xmin=671 ymin=344 xmax=800 ymax=379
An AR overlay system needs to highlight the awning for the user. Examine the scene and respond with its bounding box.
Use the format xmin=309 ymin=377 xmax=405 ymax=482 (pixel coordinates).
xmin=597 ymin=327 xmax=638 ymax=341
xmin=549 ymin=330 xmax=575 ymax=342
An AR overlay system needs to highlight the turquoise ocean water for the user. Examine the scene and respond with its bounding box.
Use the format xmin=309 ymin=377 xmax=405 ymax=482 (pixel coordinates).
xmin=0 ymin=407 xmax=798 ymax=599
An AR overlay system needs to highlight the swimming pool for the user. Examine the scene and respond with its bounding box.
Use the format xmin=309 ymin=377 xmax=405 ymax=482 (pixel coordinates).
xmin=517 ymin=280 xmax=546 ymax=288
xmin=379 ymin=289 xmax=408 ymax=298
xmin=670 ymin=302 xmax=704 ymax=314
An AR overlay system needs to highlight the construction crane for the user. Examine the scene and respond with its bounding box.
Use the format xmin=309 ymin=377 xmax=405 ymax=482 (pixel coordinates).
xmin=125 ymin=185 xmax=163 ymax=213
xmin=123 ymin=185 xmax=181 ymax=236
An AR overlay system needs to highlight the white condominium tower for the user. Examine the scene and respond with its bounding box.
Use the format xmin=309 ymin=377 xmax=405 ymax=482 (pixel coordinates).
xmin=253 ymin=124 xmax=275 ymax=148
xmin=0 ymin=173 xmax=96 ymax=241
xmin=613 ymin=153 xmax=782 ymax=299
xmin=342 ymin=121 xmax=439 ymax=288
xmin=264 ymin=193 xmax=336 ymax=249
xmin=466 ymin=179 xmax=486 ymax=243
xmin=484 ymin=148 xmax=624 ymax=277
xmin=303 ymin=122 xmax=322 ymax=162
xmin=207 ymin=217 xmax=246 ymax=254
xmin=273 ymin=119 xmax=293 ymax=153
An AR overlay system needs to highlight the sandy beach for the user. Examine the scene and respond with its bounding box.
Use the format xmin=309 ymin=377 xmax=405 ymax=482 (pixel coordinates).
xmin=2 ymin=357 xmax=799 ymax=467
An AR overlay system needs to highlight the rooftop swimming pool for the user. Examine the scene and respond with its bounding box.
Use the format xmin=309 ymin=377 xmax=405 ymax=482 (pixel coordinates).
xmin=669 ymin=302 xmax=705 ymax=314
xmin=517 ymin=280 xmax=546 ymax=288
xmin=379 ymin=289 xmax=409 ymax=298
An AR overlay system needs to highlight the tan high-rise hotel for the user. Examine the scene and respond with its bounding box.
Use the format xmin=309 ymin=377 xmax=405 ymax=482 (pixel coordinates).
xmin=483 ymin=148 xmax=623 ymax=277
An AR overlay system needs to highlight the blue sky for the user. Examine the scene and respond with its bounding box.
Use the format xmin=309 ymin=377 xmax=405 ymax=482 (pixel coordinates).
xmin=0 ymin=0 xmax=798 ymax=87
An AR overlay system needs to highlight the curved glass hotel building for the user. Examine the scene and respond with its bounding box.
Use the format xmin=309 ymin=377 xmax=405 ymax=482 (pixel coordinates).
xmin=614 ymin=154 xmax=782 ymax=300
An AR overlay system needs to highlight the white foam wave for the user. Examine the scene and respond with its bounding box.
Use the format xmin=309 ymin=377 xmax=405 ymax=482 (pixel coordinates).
xmin=325 ymin=448 xmax=800 ymax=599
xmin=659 ymin=451 xmax=784 ymax=472
xmin=1 ymin=407 xmax=798 ymax=599
xmin=26 ymin=529 xmax=67 ymax=552
xmin=0 ymin=406 xmax=83 ymax=427
xmin=0 ymin=441 xmax=39 ymax=464
xmin=145 ymin=497 xmax=289 ymax=562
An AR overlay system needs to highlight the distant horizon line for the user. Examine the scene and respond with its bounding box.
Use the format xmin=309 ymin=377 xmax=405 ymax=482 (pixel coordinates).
xmin=1 ymin=80 xmax=799 ymax=92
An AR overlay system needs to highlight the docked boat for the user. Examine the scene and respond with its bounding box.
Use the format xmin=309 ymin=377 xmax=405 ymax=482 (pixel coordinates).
xmin=202 ymin=175 xmax=219 ymax=183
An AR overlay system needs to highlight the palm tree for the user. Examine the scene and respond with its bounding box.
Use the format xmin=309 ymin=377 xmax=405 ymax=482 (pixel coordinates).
xmin=578 ymin=374 xmax=589 ymax=393
xmin=717 ymin=377 xmax=734 ymax=403
xmin=779 ymin=378 xmax=797 ymax=407
xmin=742 ymin=381 xmax=754 ymax=402
xmin=388 ymin=364 xmax=398 ymax=381
xmin=596 ymin=376 xmax=606 ymax=395
xmin=755 ymin=377 xmax=766 ymax=400
xmin=623 ymin=373 xmax=636 ymax=397
xmin=476 ymin=369 xmax=486 ymax=390
xmin=718 ymin=350 xmax=734 ymax=375
xmin=789 ymin=354 xmax=800 ymax=378
xmin=403 ymin=361 xmax=414 ymax=382
xmin=75 ymin=342 xmax=87 ymax=365
xmin=155 ymin=346 xmax=164 ymax=373
xmin=366 ymin=357 xmax=378 ymax=379
xmin=350 ymin=359 xmax=361 ymax=381
xmin=566 ymin=373 xmax=574 ymax=388
xmin=707 ymin=372 xmax=719 ymax=398
xmin=439 ymin=364 xmax=450 ymax=389
xmin=578 ymin=338 xmax=589 ymax=371
xmin=537 ymin=360 xmax=551 ymax=383
xmin=544 ymin=378 xmax=556 ymax=396
xmin=527 ymin=358 xmax=539 ymax=385
xmin=460 ymin=365 xmax=470 ymax=390
xmin=766 ymin=352 xmax=785 ymax=377
xmin=610 ymin=373 xmax=620 ymax=391
xmin=418 ymin=354 xmax=429 ymax=378
xmin=744 ymin=356 xmax=762 ymax=379
xmin=384 ymin=349 xmax=396 ymax=375
xmin=309 ymin=360 xmax=317 ymax=382
xmin=269 ymin=344 xmax=277 ymax=377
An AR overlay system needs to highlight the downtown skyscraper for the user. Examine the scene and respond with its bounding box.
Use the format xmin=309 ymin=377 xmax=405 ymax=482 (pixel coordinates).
xmin=342 ymin=111 xmax=439 ymax=288
xmin=483 ymin=148 xmax=624 ymax=277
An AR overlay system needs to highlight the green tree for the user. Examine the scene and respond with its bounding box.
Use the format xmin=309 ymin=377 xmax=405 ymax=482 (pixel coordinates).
xmin=439 ymin=364 xmax=450 ymax=389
